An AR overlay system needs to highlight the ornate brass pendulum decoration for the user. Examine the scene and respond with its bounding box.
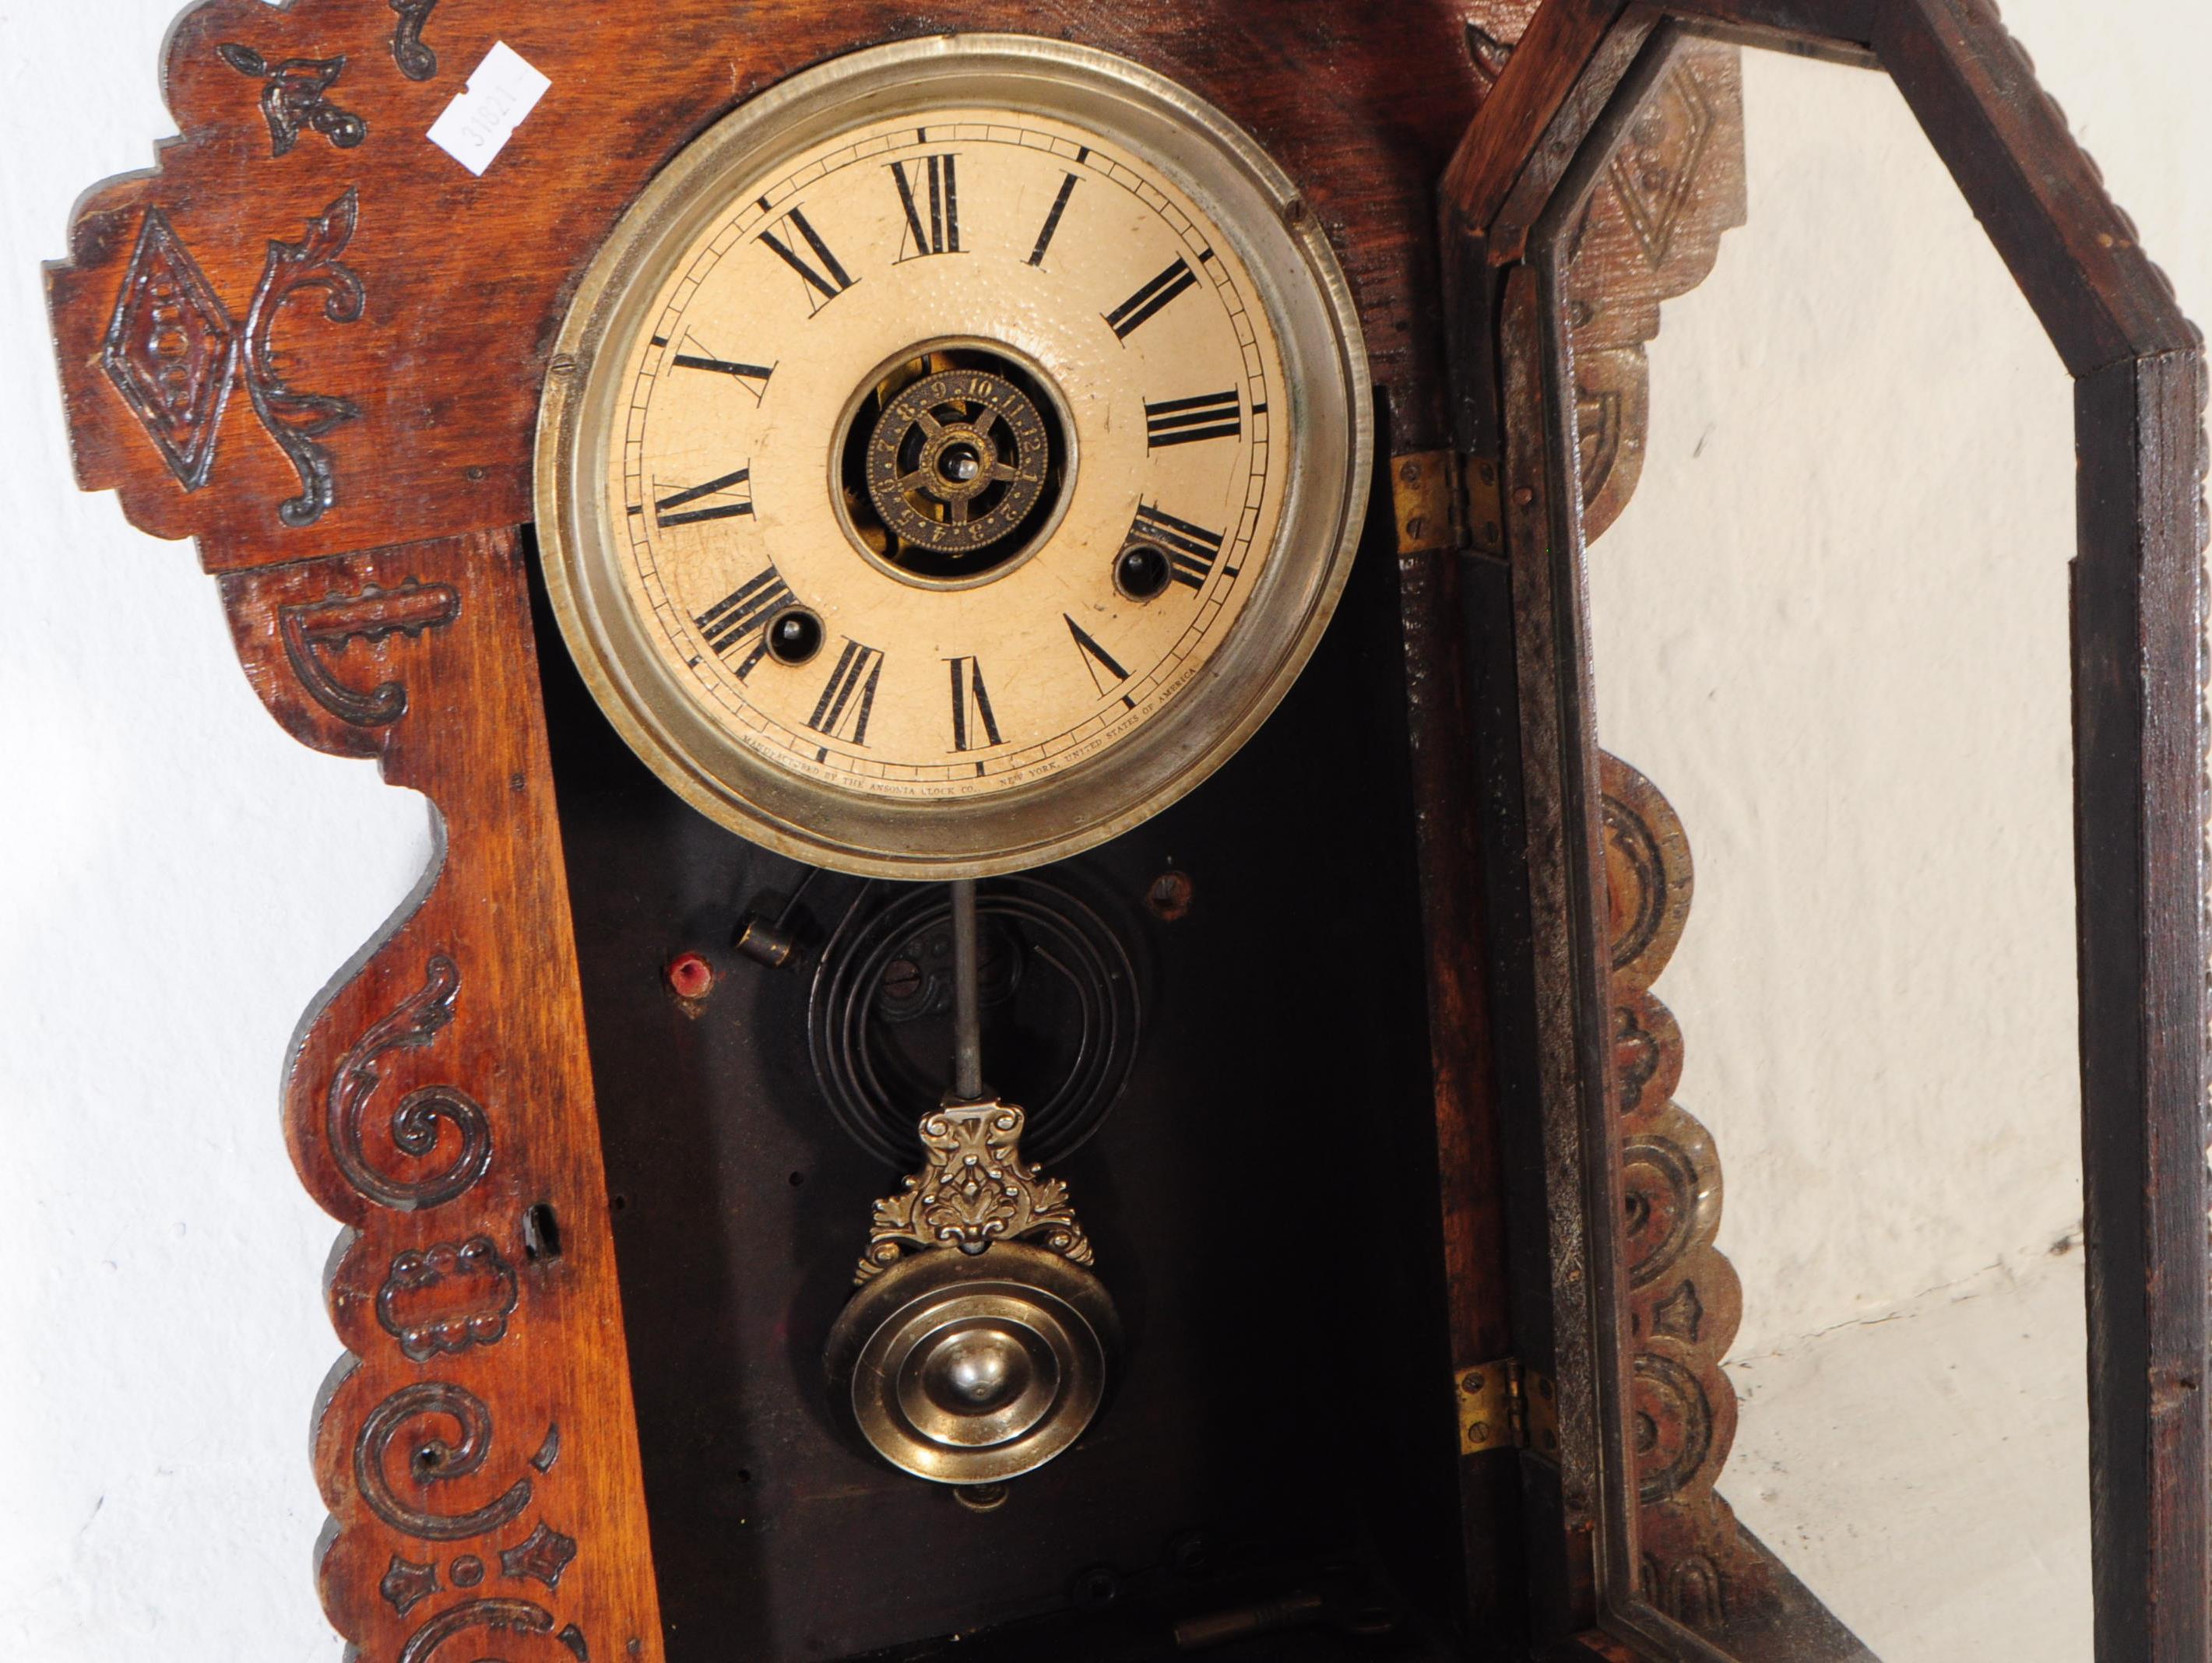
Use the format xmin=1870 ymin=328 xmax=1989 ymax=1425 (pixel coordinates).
xmin=825 ymin=880 xmax=1120 ymax=1486
xmin=853 ymin=1099 xmax=1093 ymax=1283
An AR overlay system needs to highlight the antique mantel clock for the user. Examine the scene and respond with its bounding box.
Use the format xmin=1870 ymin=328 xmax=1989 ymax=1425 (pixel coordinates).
xmin=43 ymin=2 xmax=2210 ymax=1661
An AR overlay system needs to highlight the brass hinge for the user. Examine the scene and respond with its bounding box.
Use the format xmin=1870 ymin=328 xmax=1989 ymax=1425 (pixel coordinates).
xmin=1456 ymin=1357 xmax=1560 ymax=1459
xmin=1390 ymin=449 xmax=1505 ymax=557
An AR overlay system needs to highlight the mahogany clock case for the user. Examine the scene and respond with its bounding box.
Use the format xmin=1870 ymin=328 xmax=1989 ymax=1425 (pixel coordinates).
xmin=43 ymin=3 xmax=1517 ymax=1661
xmin=34 ymin=2 xmax=2211 ymax=1662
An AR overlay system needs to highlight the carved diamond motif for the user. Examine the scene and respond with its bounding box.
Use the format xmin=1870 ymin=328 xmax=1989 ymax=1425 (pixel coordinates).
xmin=501 ymin=1521 xmax=578 ymax=1590
xmin=101 ymin=209 xmax=237 ymax=489
xmin=379 ymin=1554 xmax=441 ymax=1617
xmin=1606 ymin=64 xmax=1718 ymax=269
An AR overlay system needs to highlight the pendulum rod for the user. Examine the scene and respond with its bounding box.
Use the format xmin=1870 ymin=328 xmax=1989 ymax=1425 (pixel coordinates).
xmin=950 ymin=877 xmax=984 ymax=1102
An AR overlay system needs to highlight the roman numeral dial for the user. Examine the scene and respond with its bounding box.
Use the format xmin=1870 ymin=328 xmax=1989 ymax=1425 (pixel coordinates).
xmin=693 ymin=566 xmax=794 ymax=677
xmin=668 ymin=332 xmax=775 ymax=402
xmin=1127 ymin=505 xmax=1226 ymax=589
xmin=891 ymin=154 xmax=962 ymax=258
xmin=1027 ymin=172 xmax=1079 ymax=267
xmin=948 ymin=656 xmax=1004 ymax=753
xmin=1065 ymin=616 xmax=1135 ymax=708
xmin=652 ymin=467 xmax=752 ymax=527
xmin=563 ymin=78 xmax=1356 ymax=854
xmin=807 ymin=640 xmax=884 ymax=747
xmin=1144 ymin=391 xmax=1241 ymax=449
xmin=1105 ymin=256 xmax=1201 ymax=339
xmin=758 ymin=206 xmax=856 ymax=312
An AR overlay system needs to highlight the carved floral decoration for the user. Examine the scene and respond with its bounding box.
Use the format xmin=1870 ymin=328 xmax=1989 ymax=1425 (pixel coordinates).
xmin=216 ymin=44 xmax=367 ymax=156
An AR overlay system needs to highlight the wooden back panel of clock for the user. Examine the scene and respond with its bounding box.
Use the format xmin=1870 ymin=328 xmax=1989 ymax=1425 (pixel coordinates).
xmin=533 ymin=468 xmax=1463 ymax=1661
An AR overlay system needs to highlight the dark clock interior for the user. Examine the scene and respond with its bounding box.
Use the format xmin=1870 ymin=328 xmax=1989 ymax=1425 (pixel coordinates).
xmin=529 ymin=439 xmax=1471 ymax=1661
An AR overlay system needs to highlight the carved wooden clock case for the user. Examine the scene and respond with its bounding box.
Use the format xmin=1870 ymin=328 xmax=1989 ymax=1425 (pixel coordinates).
xmin=42 ymin=2 xmax=2210 ymax=1662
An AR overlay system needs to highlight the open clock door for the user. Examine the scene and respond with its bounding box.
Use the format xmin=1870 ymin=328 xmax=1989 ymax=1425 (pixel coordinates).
xmin=1451 ymin=6 xmax=2207 ymax=1661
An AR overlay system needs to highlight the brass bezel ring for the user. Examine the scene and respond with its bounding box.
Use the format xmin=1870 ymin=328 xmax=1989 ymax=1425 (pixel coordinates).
xmin=536 ymin=33 xmax=1373 ymax=878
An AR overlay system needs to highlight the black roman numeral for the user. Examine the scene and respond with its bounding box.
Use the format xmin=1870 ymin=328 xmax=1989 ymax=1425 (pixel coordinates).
xmin=1064 ymin=614 xmax=1134 ymax=705
xmin=891 ymin=155 xmax=961 ymax=258
xmin=654 ymin=466 xmax=753 ymax=527
xmin=1127 ymin=503 xmax=1226 ymax=589
xmin=947 ymin=656 xmax=1004 ymax=751
xmin=758 ymin=206 xmax=857 ymax=313
xmin=691 ymin=566 xmax=794 ymax=678
xmin=1145 ymin=390 xmax=1241 ymax=449
xmin=670 ymin=332 xmax=775 ymax=403
xmin=807 ymin=639 xmax=884 ymax=746
xmin=1105 ymin=256 xmax=1199 ymax=339
xmin=1028 ymin=172 xmax=1080 ymax=267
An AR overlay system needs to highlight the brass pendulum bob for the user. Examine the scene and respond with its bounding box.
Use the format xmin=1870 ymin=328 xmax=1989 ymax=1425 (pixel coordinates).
xmin=823 ymin=879 xmax=1121 ymax=1485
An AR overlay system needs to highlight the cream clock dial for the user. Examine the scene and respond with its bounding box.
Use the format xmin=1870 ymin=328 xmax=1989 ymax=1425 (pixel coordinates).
xmin=538 ymin=35 xmax=1370 ymax=877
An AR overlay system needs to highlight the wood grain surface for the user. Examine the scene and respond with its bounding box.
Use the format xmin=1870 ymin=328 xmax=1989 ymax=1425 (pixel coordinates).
xmin=218 ymin=529 xmax=664 ymax=1661
xmin=49 ymin=0 xmax=1498 ymax=572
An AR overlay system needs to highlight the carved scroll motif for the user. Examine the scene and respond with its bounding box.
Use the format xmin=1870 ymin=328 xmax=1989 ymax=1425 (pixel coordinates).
xmin=328 ymin=955 xmax=493 ymax=1211
xmin=244 ymin=189 xmax=366 ymax=527
xmin=277 ymin=577 xmax=461 ymax=726
xmin=396 ymin=1597 xmax=568 ymax=1663
xmin=390 ymin=0 xmax=441 ymax=81
xmin=208 ymin=538 xmax=653 ymax=1660
xmin=101 ymin=193 xmax=366 ymax=526
xmin=1460 ymin=0 xmax=1542 ymax=87
xmin=355 ymin=1381 xmax=536 ymax=1541
xmin=216 ymin=44 xmax=367 ymax=156
xmin=1601 ymin=754 xmax=1754 ymax=1626
xmin=1546 ymin=37 xmax=1755 ymax=1625
xmin=857 ymin=1099 xmax=1092 ymax=1282
xmin=1563 ymin=45 xmax=1883 ymax=1648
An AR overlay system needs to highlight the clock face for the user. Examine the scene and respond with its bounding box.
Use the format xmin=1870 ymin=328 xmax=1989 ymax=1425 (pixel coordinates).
xmin=538 ymin=37 xmax=1370 ymax=876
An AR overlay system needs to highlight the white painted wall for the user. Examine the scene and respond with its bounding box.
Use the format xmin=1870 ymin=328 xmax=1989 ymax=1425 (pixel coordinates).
xmin=0 ymin=5 xmax=2202 ymax=1658
xmin=1591 ymin=49 xmax=2083 ymax=1358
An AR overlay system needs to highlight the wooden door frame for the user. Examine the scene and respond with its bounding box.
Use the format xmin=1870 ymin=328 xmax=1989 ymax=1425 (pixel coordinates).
xmin=1445 ymin=3 xmax=2207 ymax=1658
